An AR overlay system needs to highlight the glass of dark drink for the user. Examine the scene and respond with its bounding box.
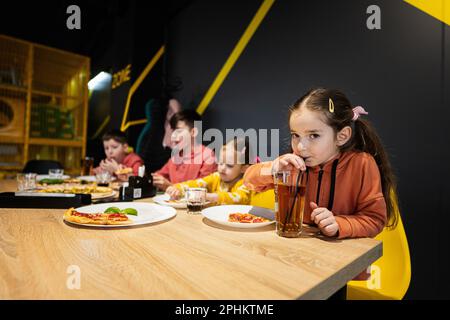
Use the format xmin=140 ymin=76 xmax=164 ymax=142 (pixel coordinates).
xmin=81 ymin=157 xmax=94 ymax=176
xmin=186 ymin=188 xmax=207 ymax=214
xmin=96 ymin=171 xmax=111 ymax=187
xmin=273 ymin=170 xmax=307 ymax=238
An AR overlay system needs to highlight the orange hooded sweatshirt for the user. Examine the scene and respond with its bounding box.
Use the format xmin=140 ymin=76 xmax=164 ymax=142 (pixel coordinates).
xmin=244 ymin=151 xmax=387 ymax=239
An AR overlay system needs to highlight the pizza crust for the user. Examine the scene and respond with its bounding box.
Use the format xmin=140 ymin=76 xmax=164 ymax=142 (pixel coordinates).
xmin=38 ymin=185 xmax=114 ymax=200
xmin=115 ymin=167 xmax=133 ymax=175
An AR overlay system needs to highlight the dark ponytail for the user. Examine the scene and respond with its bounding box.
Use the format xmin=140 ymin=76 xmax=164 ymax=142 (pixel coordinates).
xmin=351 ymin=119 xmax=398 ymax=228
xmin=289 ymin=88 xmax=398 ymax=228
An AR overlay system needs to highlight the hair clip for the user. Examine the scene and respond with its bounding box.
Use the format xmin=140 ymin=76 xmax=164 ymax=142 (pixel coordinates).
xmin=352 ymin=106 xmax=369 ymax=121
xmin=328 ymin=98 xmax=335 ymax=113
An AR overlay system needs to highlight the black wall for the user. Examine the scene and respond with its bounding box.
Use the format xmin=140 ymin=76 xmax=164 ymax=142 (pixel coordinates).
xmin=166 ymin=0 xmax=450 ymax=299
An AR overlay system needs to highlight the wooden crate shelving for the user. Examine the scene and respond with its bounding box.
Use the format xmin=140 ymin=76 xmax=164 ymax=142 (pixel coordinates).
xmin=0 ymin=34 xmax=89 ymax=175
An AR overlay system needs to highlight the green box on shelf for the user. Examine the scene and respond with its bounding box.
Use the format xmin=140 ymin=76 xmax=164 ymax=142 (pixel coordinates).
xmin=30 ymin=104 xmax=74 ymax=139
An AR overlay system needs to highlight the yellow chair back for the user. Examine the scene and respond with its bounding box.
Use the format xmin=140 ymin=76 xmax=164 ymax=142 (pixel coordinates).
xmin=250 ymin=189 xmax=275 ymax=210
xmin=347 ymin=191 xmax=411 ymax=300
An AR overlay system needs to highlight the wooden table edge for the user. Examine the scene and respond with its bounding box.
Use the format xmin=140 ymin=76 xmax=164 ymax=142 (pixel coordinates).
xmin=298 ymin=239 xmax=382 ymax=300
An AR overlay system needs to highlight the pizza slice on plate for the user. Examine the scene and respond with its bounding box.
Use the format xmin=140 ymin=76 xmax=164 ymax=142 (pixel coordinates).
xmin=64 ymin=208 xmax=132 ymax=225
xmin=228 ymin=213 xmax=271 ymax=223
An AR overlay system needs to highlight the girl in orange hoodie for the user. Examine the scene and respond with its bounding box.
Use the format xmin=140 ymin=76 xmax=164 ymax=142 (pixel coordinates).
xmin=244 ymin=88 xmax=398 ymax=239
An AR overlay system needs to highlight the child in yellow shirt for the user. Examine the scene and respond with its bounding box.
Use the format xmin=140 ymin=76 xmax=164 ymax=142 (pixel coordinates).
xmin=166 ymin=137 xmax=254 ymax=205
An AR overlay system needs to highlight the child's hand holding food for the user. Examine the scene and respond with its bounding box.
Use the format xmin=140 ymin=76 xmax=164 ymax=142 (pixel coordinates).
xmin=206 ymin=193 xmax=218 ymax=203
xmin=166 ymin=186 xmax=182 ymax=200
xmin=100 ymin=159 xmax=120 ymax=174
xmin=152 ymin=173 xmax=172 ymax=191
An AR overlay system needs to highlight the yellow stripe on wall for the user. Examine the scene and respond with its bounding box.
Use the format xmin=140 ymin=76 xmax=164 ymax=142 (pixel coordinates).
xmin=91 ymin=115 xmax=111 ymax=139
xmin=404 ymin=0 xmax=450 ymax=26
xmin=196 ymin=0 xmax=276 ymax=115
xmin=120 ymin=46 xmax=165 ymax=132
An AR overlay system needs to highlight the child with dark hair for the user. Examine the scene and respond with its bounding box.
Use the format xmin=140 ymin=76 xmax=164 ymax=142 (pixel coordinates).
xmin=245 ymin=88 xmax=398 ymax=240
xmin=93 ymin=129 xmax=144 ymax=181
xmin=166 ymin=137 xmax=254 ymax=205
xmin=152 ymin=110 xmax=217 ymax=191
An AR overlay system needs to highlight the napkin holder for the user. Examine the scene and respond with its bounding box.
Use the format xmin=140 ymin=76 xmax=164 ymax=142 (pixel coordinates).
xmin=119 ymin=175 xmax=156 ymax=201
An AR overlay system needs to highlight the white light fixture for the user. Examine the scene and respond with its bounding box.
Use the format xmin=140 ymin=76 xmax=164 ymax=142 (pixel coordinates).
xmin=88 ymin=71 xmax=112 ymax=90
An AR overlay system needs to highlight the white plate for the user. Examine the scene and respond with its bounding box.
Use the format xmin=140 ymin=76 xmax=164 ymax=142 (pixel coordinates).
xmin=36 ymin=174 xmax=70 ymax=181
xmin=76 ymin=175 xmax=97 ymax=182
xmin=153 ymin=193 xmax=187 ymax=209
xmin=201 ymin=205 xmax=275 ymax=229
xmin=91 ymin=190 xmax=117 ymax=200
xmin=65 ymin=202 xmax=177 ymax=228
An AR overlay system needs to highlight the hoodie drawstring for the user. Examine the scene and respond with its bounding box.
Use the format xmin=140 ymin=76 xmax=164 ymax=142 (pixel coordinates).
xmin=327 ymin=159 xmax=339 ymax=211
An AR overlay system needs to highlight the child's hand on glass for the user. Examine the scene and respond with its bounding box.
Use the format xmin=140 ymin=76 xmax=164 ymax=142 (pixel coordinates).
xmin=166 ymin=186 xmax=181 ymax=199
xmin=271 ymin=153 xmax=306 ymax=173
xmin=310 ymin=202 xmax=339 ymax=237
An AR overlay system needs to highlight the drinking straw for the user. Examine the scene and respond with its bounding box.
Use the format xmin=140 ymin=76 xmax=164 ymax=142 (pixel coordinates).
xmin=282 ymin=170 xmax=302 ymax=233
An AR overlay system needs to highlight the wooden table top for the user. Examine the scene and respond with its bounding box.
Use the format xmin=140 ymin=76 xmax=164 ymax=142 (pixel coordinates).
xmin=0 ymin=179 xmax=382 ymax=299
